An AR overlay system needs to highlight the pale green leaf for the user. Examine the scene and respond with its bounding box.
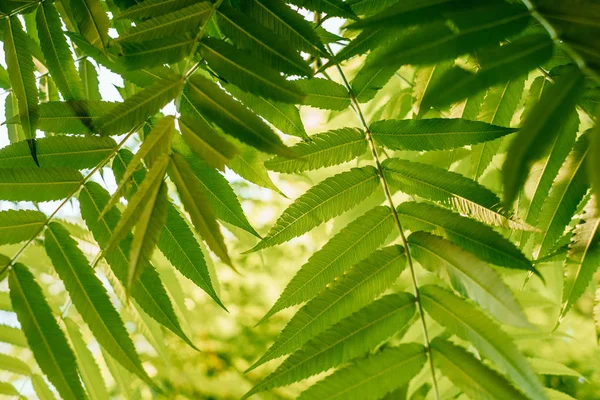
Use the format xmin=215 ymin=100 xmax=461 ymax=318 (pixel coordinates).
xmin=371 ymin=119 xmax=516 ymax=151
xmin=0 ymin=324 xmax=27 ymax=347
xmin=79 ymin=59 xmax=101 ymax=101
xmin=5 ymin=93 xmax=25 ymax=144
xmin=397 ymin=202 xmax=537 ymax=275
xmin=259 ymin=206 xmax=396 ymax=323
xmin=0 ymin=353 xmax=31 ymax=375
xmin=0 ymin=210 xmax=45 ymax=245
xmin=244 ymin=293 xmax=415 ymax=397
xmin=528 ymin=357 xmax=583 ymax=378
xmin=169 ymin=152 xmax=231 ymax=266
xmin=383 ymin=157 xmax=528 ymax=230
xmin=36 ymin=2 xmax=84 ymax=100
xmin=172 ymin=141 xmax=259 ymax=237
xmin=408 ymin=232 xmax=530 ymax=328
xmin=0 ymin=168 xmax=82 ymax=202
xmin=431 ymin=338 xmax=529 ymax=400
xmin=293 ymin=78 xmax=350 ymax=110
xmin=471 ymin=77 xmax=526 ymax=180
xmin=79 ymin=182 xmax=194 ymax=347
xmin=112 ymin=150 xmax=224 ymax=308
xmin=250 ymin=166 xmax=380 ymax=251
xmin=179 ymin=115 xmax=238 ymax=171
xmin=227 ymin=143 xmax=284 ymax=196
xmin=537 ymin=133 xmax=590 ymax=258
xmin=265 ymin=128 xmax=367 ymax=174
xmin=3 ymin=16 xmax=39 ymax=142
xmin=31 ymin=374 xmax=57 ymax=400
xmin=562 ymin=197 xmax=600 ymax=317
xmin=249 ymin=246 xmax=405 ymax=370
xmin=504 ymin=67 xmax=585 ymax=207
xmin=0 ymin=136 xmax=116 ymax=169
xmin=0 ymin=382 xmax=18 ymax=396
xmin=297 ymin=344 xmax=426 ymax=400
xmin=352 ymin=46 xmax=401 ymax=103
xmin=44 ymin=222 xmax=153 ymax=384
xmin=9 ymin=263 xmax=86 ymax=400
xmin=128 ymin=181 xmax=168 ymax=290
xmin=199 ymin=38 xmax=303 ymax=104
xmin=71 ymin=0 xmax=109 ymax=51
xmin=64 ymin=318 xmax=110 ymax=400
xmin=95 ymin=76 xmax=183 ymax=135
xmin=421 ymin=285 xmax=547 ymax=400
xmin=183 ymin=74 xmax=292 ymax=157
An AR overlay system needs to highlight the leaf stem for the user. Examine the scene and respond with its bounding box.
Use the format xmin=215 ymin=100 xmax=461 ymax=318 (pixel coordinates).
xmin=182 ymin=0 xmax=224 ymax=77
xmin=325 ymin=45 xmax=440 ymax=400
xmin=0 ymin=126 xmax=141 ymax=277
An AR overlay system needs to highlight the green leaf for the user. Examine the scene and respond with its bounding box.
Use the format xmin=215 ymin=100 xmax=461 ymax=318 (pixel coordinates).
xmin=0 ymin=382 xmax=18 ymax=397
xmin=244 ymin=293 xmax=416 ymax=398
xmin=0 ymin=324 xmax=27 ymax=347
xmin=382 ymin=157 xmax=527 ymax=230
xmin=31 ymin=374 xmax=57 ymax=400
xmin=9 ymin=100 xmax=115 ymax=134
xmin=36 ymin=2 xmax=84 ymax=100
xmin=9 ymin=263 xmax=87 ymax=400
xmin=250 ymin=166 xmax=380 ymax=252
xmin=249 ymin=246 xmax=406 ymax=370
xmin=324 ymin=27 xmax=386 ymax=65
xmin=104 ymin=155 xmax=169 ymax=255
xmin=44 ymin=222 xmax=153 ymax=384
xmin=590 ymin=115 xmax=600 ymax=215
xmin=199 ymin=38 xmax=303 ymax=104
xmin=5 ymin=93 xmax=25 ymax=144
xmin=431 ymin=338 xmax=529 ymax=400
xmin=79 ymin=59 xmax=101 ymax=101
xmin=297 ymin=344 xmax=426 ymax=400
xmin=216 ymin=4 xmax=311 ymax=76
xmin=504 ymin=67 xmax=585 ymax=207
xmin=240 ymin=0 xmax=326 ymax=56
xmin=227 ymin=143 xmax=284 ymax=196
xmin=0 ymin=168 xmax=82 ymax=202
xmin=0 ymin=210 xmax=45 ymax=245
xmin=351 ymin=47 xmax=401 ymax=103
xmin=0 ymin=353 xmax=31 ymax=375
xmin=293 ymin=78 xmax=350 ymax=110
xmin=224 ymin=83 xmax=308 ymax=140
xmin=347 ymin=0 xmax=453 ymax=30
xmin=259 ymin=206 xmax=396 ymax=322
xmin=95 ymin=76 xmax=183 ymax=135
xmin=372 ymin=3 xmax=530 ymax=67
xmin=562 ymin=197 xmax=600 ymax=317
xmin=179 ymin=115 xmax=238 ymax=171
xmin=112 ymin=150 xmax=225 ymax=308
xmin=79 ymin=182 xmax=194 ymax=347
xmin=528 ymin=357 xmax=583 ymax=378
xmin=183 ymin=74 xmax=292 ymax=157
xmin=128 ymin=181 xmax=168 ymax=290
xmin=172 ymin=141 xmax=259 ymax=237
xmin=64 ymin=318 xmax=110 ymax=400
xmin=103 ymin=116 xmax=174 ymax=215
xmin=371 ymin=119 xmax=516 ymax=151
xmin=117 ymin=2 xmax=212 ymax=43
xmin=169 ymin=152 xmax=231 ymax=266
xmin=0 ymin=136 xmax=116 ymax=169
xmin=118 ymin=35 xmax=195 ymax=69
xmin=408 ymin=232 xmax=530 ymax=328
xmin=537 ymin=133 xmax=590 ymax=258
xmin=424 ymin=34 xmax=553 ymax=109
xmin=117 ymin=0 xmax=198 ymax=20
xmin=286 ymin=0 xmax=356 ymax=19
xmin=471 ymin=77 xmax=526 ymax=180
xmin=3 ymin=16 xmax=39 ymax=143
xmin=397 ymin=202 xmax=537 ymax=275
xmin=265 ymin=128 xmax=367 ymax=174
xmin=71 ymin=0 xmax=109 ymax=51
xmin=420 ymin=285 xmax=546 ymax=400
xmin=546 ymin=389 xmax=578 ymax=400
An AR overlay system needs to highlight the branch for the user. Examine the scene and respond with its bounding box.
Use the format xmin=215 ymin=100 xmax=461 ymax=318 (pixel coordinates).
xmin=324 ymin=45 xmax=441 ymax=400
